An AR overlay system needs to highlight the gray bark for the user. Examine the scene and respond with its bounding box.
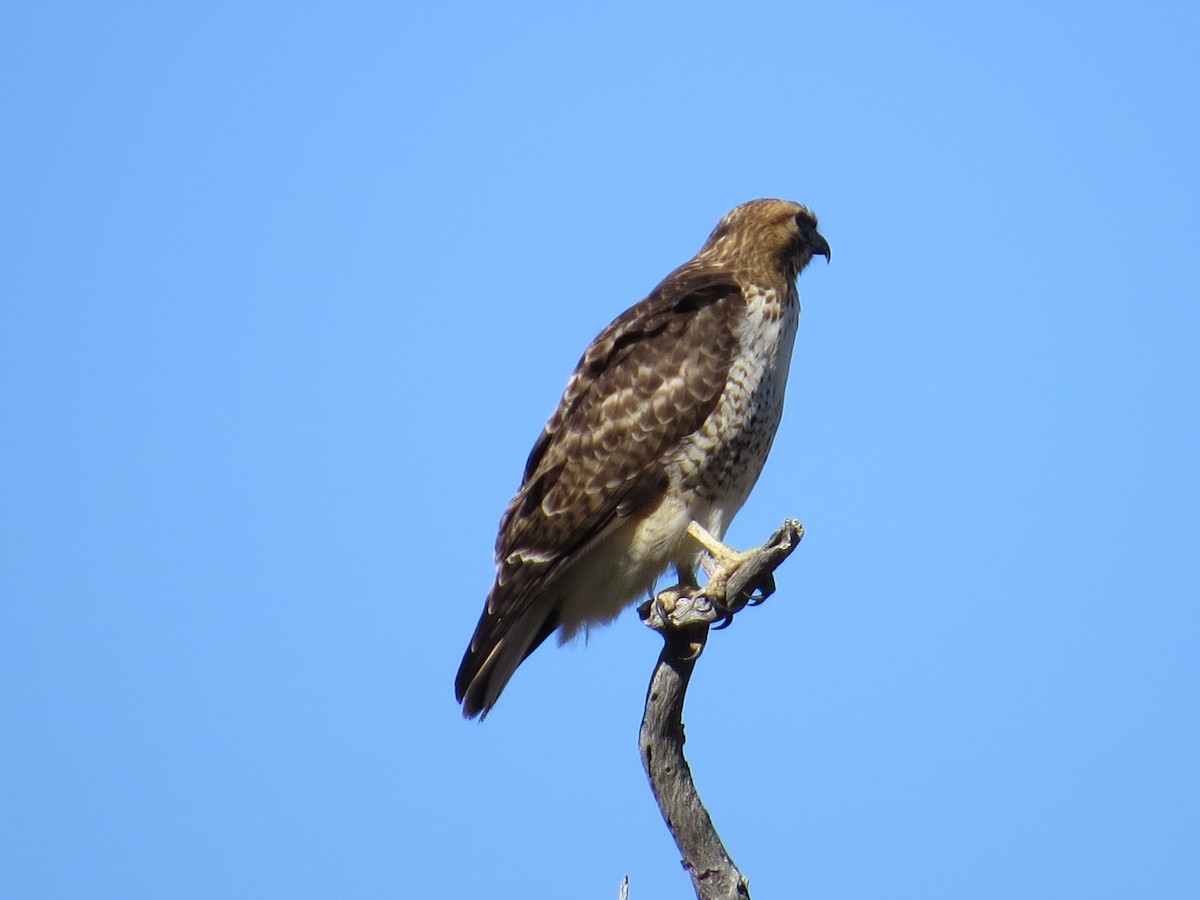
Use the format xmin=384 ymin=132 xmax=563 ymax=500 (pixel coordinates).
xmin=637 ymin=519 xmax=804 ymax=900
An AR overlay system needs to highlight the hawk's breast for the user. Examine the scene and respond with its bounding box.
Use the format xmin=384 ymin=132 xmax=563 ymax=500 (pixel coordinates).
xmin=675 ymin=283 xmax=800 ymax=539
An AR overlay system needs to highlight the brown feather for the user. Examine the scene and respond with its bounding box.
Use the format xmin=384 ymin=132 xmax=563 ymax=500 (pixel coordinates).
xmin=456 ymin=199 xmax=829 ymax=718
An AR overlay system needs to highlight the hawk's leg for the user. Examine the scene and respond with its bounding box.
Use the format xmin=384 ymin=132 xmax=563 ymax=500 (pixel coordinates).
xmin=686 ymin=521 xmax=776 ymax=623
xmin=686 ymin=521 xmax=749 ymax=573
xmin=672 ymin=562 xmax=701 ymax=589
xmin=642 ymin=518 xmax=801 ymax=635
xmin=691 ymin=520 xmax=772 ymax=614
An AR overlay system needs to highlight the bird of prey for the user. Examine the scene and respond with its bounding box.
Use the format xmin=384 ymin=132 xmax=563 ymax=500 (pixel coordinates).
xmin=456 ymin=199 xmax=829 ymax=719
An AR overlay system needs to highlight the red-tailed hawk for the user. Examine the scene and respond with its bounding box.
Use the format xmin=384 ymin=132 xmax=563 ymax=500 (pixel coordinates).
xmin=456 ymin=199 xmax=830 ymax=719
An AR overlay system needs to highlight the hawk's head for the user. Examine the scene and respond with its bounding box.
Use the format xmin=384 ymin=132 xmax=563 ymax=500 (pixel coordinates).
xmin=701 ymin=198 xmax=830 ymax=282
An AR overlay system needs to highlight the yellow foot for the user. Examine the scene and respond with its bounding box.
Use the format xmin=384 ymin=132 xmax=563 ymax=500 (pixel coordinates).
xmin=686 ymin=521 xmax=752 ymax=576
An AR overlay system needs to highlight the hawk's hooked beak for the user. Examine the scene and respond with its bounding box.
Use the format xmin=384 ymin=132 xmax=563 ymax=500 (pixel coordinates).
xmin=810 ymin=230 xmax=831 ymax=263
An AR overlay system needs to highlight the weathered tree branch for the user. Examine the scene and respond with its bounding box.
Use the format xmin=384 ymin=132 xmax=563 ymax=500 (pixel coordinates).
xmin=637 ymin=519 xmax=804 ymax=900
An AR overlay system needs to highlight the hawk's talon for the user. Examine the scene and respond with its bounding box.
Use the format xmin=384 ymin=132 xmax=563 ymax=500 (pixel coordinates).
xmin=755 ymin=573 xmax=777 ymax=602
xmin=651 ymin=596 xmax=669 ymax=626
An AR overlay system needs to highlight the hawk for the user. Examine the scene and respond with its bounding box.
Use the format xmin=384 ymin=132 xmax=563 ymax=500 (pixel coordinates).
xmin=456 ymin=199 xmax=830 ymax=719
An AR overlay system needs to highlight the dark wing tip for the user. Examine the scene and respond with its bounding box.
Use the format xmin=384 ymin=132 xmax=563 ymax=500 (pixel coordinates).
xmin=455 ymin=643 xmax=489 ymax=719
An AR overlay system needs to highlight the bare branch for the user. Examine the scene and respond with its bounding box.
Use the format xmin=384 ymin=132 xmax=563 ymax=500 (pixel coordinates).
xmin=637 ymin=519 xmax=804 ymax=900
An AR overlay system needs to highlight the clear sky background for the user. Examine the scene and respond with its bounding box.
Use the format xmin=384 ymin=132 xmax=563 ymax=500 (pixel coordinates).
xmin=3 ymin=2 xmax=1198 ymax=897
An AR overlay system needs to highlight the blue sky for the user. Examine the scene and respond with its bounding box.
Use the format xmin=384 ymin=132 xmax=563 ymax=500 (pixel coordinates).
xmin=3 ymin=1 xmax=1198 ymax=897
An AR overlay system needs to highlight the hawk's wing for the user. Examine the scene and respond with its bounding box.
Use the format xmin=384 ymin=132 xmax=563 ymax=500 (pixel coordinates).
xmin=456 ymin=267 xmax=744 ymax=716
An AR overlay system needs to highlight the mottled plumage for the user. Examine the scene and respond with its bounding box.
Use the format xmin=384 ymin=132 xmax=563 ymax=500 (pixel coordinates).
xmin=456 ymin=199 xmax=830 ymax=718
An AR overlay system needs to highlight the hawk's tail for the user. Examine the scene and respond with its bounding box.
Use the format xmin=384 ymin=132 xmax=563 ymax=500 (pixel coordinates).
xmin=455 ymin=594 xmax=559 ymax=719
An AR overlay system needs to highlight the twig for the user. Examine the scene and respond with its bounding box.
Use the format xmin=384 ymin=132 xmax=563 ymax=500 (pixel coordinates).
xmin=637 ymin=519 xmax=804 ymax=900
